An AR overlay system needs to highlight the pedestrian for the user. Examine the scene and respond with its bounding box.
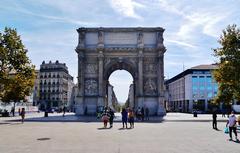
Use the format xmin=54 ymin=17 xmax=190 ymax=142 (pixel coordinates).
xmin=101 ymin=108 xmax=110 ymax=128
xmin=145 ymin=107 xmax=149 ymax=120
xmin=137 ymin=107 xmax=141 ymax=121
xmin=109 ymin=108 xmax=115 ymax=128
xmin=212 ymin=110 xmax=217 ymax=130
xmin=20 ymin=108 xmax=25 ymax=123
xmin=128 ymin=108 xmax=135 ymax=128
xmin=11 ymin=107 xmax=15 ymax=117
xmin=121 ymin=108 xmax=128 ymax=128
xmin=237 ymin=115 xmax=240 ymax=126
xmin=222 ymin=109 xmax=226 ymax=118
xmin=63 ymin=106 xmax=66 ymax=117
xmin=141 ymin=107 xmax=144 ymax=121
xmin=226 ymin=111 xmax=238 ymax=141
xmin=18 ymin=108 xmax=21 ymax=116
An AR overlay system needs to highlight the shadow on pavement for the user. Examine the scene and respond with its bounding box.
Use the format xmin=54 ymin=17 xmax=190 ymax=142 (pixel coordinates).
xmin=97 ymin=127 xmax=112 ymax=130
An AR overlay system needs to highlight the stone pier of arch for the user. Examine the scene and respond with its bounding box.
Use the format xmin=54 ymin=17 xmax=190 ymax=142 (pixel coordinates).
xmin=75 ymin=27 xmax=166 ymax=116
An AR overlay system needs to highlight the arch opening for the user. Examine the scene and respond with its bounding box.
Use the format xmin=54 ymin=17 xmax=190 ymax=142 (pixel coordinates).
xmin=107 ymin=70 xmax=134 ymax=112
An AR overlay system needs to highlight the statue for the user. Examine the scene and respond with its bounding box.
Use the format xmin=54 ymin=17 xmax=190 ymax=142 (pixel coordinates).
xmin=98 ymin=30 xmax=104 ymax=44
xmin=137 ymin=32 xmax=143 ymax=45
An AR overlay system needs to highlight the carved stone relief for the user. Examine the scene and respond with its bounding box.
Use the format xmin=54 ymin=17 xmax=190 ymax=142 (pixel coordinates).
xmin=85 ymin=64 xmax=98 ymax=74
xmin=144 ymin=57 xmax=156 ymax=63
xmin=84 ymin=79 xmax=98 ymax=95
xmin=144 ymin=64 xmax=156 ymax=74
xmin=144 ymin=78 xmax=157 ymax=95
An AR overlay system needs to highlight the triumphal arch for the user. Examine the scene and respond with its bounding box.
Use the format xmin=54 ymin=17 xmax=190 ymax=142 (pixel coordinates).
xmin=75 ymin=27 xmax=166 ymax=116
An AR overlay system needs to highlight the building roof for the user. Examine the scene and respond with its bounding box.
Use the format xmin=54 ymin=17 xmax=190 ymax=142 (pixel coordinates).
xmin=165 ymin=64 xmax=218 ymax=84
xmin=77 ymin=27 xmax=165 ymax=32
xmin=190 ymin=64 xmax=218 ymax=70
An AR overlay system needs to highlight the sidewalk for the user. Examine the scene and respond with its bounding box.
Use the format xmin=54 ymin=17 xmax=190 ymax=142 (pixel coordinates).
xmin=0 ymin=112 xmax=230 ymax=123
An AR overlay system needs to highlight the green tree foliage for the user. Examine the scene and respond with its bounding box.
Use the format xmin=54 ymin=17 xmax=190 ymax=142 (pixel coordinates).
xmin=0 ymin=27 xmax=35 ymax=102
xmin=213 ymin=24 xmax=240 ymax=104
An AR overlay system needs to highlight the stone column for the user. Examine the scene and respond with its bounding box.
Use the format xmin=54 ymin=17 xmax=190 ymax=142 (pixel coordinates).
xmin=78 ymin=52 xmax=84 ymax=96
xmin=157 ymin=51 xmax=165 ymax=116
xmin=97 ymin=28 xmax=105 ymax=107
xmin=137 ymin=50 xmax=144 ymax=107
xmin=75 ymin=28 xmax=85 ymax=115
xmin=75 ymin=52 xmax=85 ymax=115
xmin=97 ymin=52 xmax=104 ymax=107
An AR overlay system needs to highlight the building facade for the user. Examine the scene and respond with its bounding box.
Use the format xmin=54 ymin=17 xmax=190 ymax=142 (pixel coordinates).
xmin=165 ymin=64 xmax=219 ymax=113
xmin=107 ymin=84 xmax=118 ymax=111
xmin=38 ymin=61 xmax=74 ymax=110
xmin=32 ymin=70 xmax=40 ymax=106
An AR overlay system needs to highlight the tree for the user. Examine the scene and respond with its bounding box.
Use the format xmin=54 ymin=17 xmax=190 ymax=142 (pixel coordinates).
xmin=213 ymin=24 xmax=240 ymax=104
xmin=0 ymin=27 xmax=35 ymax=115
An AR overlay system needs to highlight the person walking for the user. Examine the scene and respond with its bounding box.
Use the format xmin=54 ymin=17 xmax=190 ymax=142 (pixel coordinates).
xmin=237 ymin=115 xmax=240 ymax=126
xmin=137 ymin=107 xmax=141 ymax=121
xmin=11 ymin=107 xmax=15 ymax=117
xmin=20 ymin=108 xmax=25 ymax=123
xmin=145 ymin=107 xmax=149 ymax=121
xmin=109 ymin=108 xmax=115 ymax=128
xmin=222 ymin=109 xmax=226 ymax=118
xmin=128 ymin=108 xmax=135 ymax=128
xmin=226 ymin=111 xmax=238 ymax=141
xmin=18 ymin=108 xmax=21 ymax=116
xmin=63 ymin=106 xmax=66 ymax=117
xmin=121 ymin=108 xmax=128 ymax=128
xmin=212 ymin=110 xmax=217 ymax=130
xmin=141 ymin=107 xmax=144 ymax=121
xmin=101 ymin=108 xmax=110 ymax=128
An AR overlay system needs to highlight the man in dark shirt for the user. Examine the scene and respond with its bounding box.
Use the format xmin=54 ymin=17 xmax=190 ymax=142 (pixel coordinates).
xmin=212 ymin=110 xmax=217 ymax=129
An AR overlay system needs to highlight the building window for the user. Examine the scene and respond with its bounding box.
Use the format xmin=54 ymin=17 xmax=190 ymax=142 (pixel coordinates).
xmin=199 ymin=86 xmax=205 ymax=91
xmin=192 ymin=76 xmax=198 ymax=84
xmin=207 ymin=85 xmax=212 ymax=90
xmin=199 ymin=76 xmax=205 ymax=83
xmin=207 ymin=92 xmax=213 ymax=98
xmin=206 ymin=76 xmax=212 ymax=84
xmin=214 ymin=84 xmax=218 ymax=91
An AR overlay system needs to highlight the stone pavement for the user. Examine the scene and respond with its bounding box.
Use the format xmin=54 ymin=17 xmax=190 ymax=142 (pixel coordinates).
xmin=0 ymin=112 xmax=230 ymax=123
xmin=0 ymin=113 xmax=239 ymax=153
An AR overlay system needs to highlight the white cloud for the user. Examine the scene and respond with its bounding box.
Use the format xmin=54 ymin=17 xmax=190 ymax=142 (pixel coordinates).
xmin=158 ymin=0 xmax=230 ymax=40
xmin=109 ymin=0 xmax=144 ymax=19
xmin=166 ymin=39 xmax=197 ymax=48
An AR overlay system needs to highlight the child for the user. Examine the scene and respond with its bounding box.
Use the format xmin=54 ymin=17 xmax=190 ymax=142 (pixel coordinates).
xmin=101 ymin=111 xmax=110 ymax=128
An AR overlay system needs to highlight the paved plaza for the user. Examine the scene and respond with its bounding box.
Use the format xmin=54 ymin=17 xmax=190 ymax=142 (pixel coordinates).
xmin=0 ymin=113 xmax=239 ymax=153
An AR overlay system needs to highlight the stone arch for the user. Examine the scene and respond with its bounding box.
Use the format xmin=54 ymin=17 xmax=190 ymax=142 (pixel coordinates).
xmin=75 ymin=27 xmax=166 ymax=116
xmin=103 ymin=59 xmax=137 ymax=109
xmin=104 ymin=59 xmax=137 ymax=80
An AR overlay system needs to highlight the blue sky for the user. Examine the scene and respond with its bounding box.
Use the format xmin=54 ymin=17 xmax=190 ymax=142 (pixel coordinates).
xmin=1 ymin=0 xmax=240 ymax=102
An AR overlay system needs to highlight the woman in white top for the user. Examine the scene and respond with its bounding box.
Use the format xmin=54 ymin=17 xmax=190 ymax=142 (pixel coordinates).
xmin=226 ymin=111 xmax=238 ymax=141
